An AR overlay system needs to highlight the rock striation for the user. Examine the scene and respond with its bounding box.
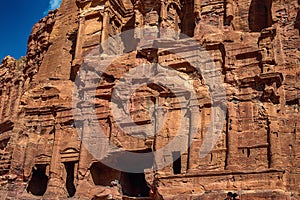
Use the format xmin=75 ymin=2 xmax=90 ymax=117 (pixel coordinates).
xmin=0 ymin=0 xmax=299 ymax=199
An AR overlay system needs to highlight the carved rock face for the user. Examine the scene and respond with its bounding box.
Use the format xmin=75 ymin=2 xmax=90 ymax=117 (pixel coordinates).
xmin=0 ymin=0 xmax=300 ymax=199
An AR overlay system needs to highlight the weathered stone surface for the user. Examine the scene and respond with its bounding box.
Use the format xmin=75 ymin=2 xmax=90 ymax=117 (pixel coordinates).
xmin=0 ymin=0 xmax=299 ymax=199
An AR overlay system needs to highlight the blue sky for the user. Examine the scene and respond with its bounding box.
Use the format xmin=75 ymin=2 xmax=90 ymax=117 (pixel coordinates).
xmin=0 ymin=0 xmax=62 ymax=61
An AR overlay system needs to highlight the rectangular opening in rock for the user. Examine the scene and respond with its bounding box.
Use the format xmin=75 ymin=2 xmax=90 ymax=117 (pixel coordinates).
xmin=120 ymin=172 xmax=150 ymax=197
xmin=90 ymin=162 xmax=121 ymax=186
xmin=64 ymin=161 xmax=76 ymax=197
xmin=248 ymin=0 xmax=273 ymax=32
xmin=26 ymin=164 xmax=49 ymax=196
xmin=172 ymin=151 xmax=182 ymax=174
xmin=180 ymin=0 xmax=195 ymax=37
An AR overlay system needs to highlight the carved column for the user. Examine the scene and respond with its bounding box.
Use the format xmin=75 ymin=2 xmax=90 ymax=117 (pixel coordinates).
xmin=74 ymin=16 xmax=85 ymax=63
xmin=160 ymin=0 xmax=167 ymax=21
xmin=265 ymin=105 xmax=282 ymax=169
xmin=153 ymin=99 xmax=166 ymax=171
xmin=4 ymin=87 xmax=11 ymax=119
xmin=101 ymin=9 xmax=110 ymax=43
xmin=187 ymin=104 xmax=200 ymax=171
xmin=77 ymin=119 xmax=92 ymax=180
xmin=133 ymin=0 xmax=144 ymax=40
xmin=268 ymin=122 xmax=282 ymax=169
xmin=44 ymin=125 xmax=66 ymax=197
xmin=226 ymin=0 xmax=234 ymax=21
xmin=13 ymin=81 xmax=23 ymax=119
xmin=0 ymin=88 xmax=8 ymax=120
xmin=194 ymin=0 xmax=201 ymax=16
xmin=225 ymin=103 xmax=239 ymax=170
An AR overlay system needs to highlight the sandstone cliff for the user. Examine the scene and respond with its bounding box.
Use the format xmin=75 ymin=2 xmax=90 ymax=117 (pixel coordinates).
xmin=0 ymin=0 xmax=299 ymax=199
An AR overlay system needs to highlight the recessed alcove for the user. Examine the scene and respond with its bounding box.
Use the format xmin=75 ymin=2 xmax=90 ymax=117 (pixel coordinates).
xmin=120 ymin=172 xmax=150 ymax=197
xmin=64 ymin=162 xmax=76 ymax=197
xmin=26 ymin=165 xmax=49 ymax=196
xmin=180 ymin=0 xmax=195 ymax=37
xmin=90 ymin=162 xmax=121 ymax=186
xmin=248 ymin=0 xmax=273 ymax=32
xmin=90 ymin=149 xmax=153 ymax=198
xmin=172 ymin=151 xmax=182 ymax=174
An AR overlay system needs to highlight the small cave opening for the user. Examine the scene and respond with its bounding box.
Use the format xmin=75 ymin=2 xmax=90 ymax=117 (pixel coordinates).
xmin=26 ymin=165 xmax=49 ymax=196
xmin=248 ymin=0 xmax=273 ymax=32
xmin=90 ymin=149 xmax=153 ymax=198
xmin=172 ymin=151 xmax=182 ymax=174
xmin=90 ymin=162 xmax=121 ymax=186
xmin=247 ymin=148 xmax=251 ymax=158
xmin=180 ymin=0 xmax=195 ymax=37
xmin=64 ymin=162 xmax=76 ymax=197
xmin=119 ymin=148 xmax=153 ymax=197
xmin=0 ymin=138 xmax=10 ymax=150
xmin=120 ymin=172 xmax=150 ymax=197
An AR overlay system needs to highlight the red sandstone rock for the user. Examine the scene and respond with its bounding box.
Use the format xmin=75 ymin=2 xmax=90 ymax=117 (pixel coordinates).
xmin=0 ymin=0 xmax=299 ymax=199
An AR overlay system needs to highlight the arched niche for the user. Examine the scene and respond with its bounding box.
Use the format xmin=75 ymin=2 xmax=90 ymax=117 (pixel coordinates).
xmin=166 ymin=2 xmax=182 ymax=33
xmin=26 ymin=165 xmax=49 ymax=196
xmin=180 ymin=0 xmax=195 ymax=37
xmin=64 ymin=161 xmax=76 ymax=197
xmin=60 ymin=148 xmax=79 ymax=197
xmin=248 ymin=0 xmax=273 ymax=32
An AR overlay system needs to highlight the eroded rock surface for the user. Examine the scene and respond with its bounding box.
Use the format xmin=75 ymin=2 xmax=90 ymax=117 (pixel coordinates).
xmin=0 ymin=0 xmax=299 ymax=199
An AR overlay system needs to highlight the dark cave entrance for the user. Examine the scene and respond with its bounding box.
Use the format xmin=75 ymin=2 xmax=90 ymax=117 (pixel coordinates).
xmin=120 ymin=172 xmax=150 ymax=197
xmin=180 ymin=0 xmax=195 ymax=37
xmin=64 ymin=162 xmax=76 ymax=197
xmin=90 ymin=162 xmax=122 ymax=186
xmin=172 ymin=151 xmax=182 ymax=174
xmin=26 ymin=164 xmax=49 ymax=196
xmin=90 ymin=149 xmax=153 ymax=198
xmin=249 ymin=0 xmax=273 ymax=32
xmin=120 ymin=149 xmax=153 ymax=197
